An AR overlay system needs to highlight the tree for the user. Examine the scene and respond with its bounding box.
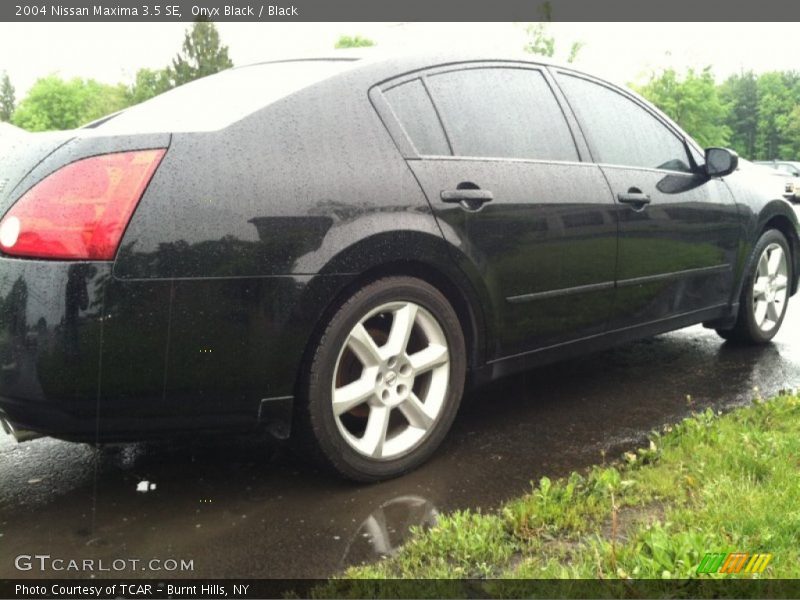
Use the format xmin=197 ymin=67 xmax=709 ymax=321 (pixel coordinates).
xmin=719 ymin=71 xmax=759 ymax=158
xmin=170 ymin=21 xmax=233 ymax=87
xmin=635 ymin=67 xmax=730 ymax=148
xmin=782 ymin=105 xmax=800 ymax=159
xmin=755 ymin=71 xmax=800 ymax=160
xmin=523 ymin=23 xmax=583 ymax=64
xmin=523 ymin=2 xmax=583 ymax=64
xmin=127 ymin=68 xmax=173 ymax=105
xmin=334 ymin=35 xmax=375 ymax=49
xmin=0 ymin=71 xmax=15 ymax=122
xmin=524 ymin=23 xmax=555 ymax=57
xmin=12 ymin=75 xmax=129 ymax=131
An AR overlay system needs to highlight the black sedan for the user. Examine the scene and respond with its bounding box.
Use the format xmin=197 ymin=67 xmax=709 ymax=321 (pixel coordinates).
xmin=0 ymin=53 xmax=798 ymax=481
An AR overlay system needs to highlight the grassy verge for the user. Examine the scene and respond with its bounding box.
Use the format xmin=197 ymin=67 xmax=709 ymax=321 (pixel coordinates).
xmin=326 ymin=393 xmax=800 ymax=593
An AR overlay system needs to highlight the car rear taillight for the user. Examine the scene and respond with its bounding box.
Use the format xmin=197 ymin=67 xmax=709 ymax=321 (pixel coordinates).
xmin=0 ymin=149 xmax=166 ymax=260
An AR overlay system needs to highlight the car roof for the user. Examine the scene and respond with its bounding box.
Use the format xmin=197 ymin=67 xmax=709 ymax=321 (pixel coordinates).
xmin=240 ymin=49 xmax=578 ymax=81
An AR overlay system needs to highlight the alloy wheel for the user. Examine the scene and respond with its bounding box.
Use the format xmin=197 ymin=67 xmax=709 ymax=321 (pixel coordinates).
xmin=331 ymin=301 xmax=450 ymax=460
xmin=753 ymin=242 xmax=789 ymax=332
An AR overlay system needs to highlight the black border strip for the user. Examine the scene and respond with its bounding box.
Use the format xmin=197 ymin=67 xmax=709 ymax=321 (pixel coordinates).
xmin=5 ymin=578 xmax=800 ymax=599
xmin=4 ymin=0 xmax=800 ymax=22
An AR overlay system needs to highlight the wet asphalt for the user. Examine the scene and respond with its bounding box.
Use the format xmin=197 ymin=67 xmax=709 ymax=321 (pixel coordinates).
xmin=0 ymin=309 xmax=798 ymax=579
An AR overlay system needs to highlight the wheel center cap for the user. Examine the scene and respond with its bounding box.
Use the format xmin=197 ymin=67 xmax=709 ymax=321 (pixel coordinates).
xmin=385 ymin=371 xmax=398 ymax=386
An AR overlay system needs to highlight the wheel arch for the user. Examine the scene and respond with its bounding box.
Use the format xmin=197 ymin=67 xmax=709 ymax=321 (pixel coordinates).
xmin=292 ymin=255 xmax=491 ymax=406
xmin=760 ymin=208 xmax=800 ymax=296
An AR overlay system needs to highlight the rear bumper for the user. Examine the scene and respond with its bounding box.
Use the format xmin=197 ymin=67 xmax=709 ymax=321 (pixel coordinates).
xmin=0 ymin=258 xmax=106 ymax=439
xmin=0 ymin=255 xmax=352 ymax=442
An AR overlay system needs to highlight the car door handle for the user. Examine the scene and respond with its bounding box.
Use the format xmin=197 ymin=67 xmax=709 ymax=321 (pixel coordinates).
xmin=617 ymin=191 xmax=651 ymax=206
xmin=440 ymin=189 xmax=494 ymax=204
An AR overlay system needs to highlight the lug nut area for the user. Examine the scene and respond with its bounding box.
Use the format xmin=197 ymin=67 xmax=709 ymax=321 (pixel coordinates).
xmin=374 ymin=356 xmax=415 ymax=407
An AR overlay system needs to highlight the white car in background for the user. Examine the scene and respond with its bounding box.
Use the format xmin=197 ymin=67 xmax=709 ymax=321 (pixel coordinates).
xmin=742 ymin=159 xmax=798 ymax=203
xmin=755 ymin=160 xmax=800 ymax=202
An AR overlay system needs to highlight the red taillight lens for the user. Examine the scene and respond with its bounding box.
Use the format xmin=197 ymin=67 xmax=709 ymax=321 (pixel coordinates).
xmin=0 ymin=149 xmax=166 ymax=260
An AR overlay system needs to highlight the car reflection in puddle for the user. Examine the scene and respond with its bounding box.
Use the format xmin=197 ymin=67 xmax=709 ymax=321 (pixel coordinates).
xmin=340 ymin=494 xmax=439 ymax=569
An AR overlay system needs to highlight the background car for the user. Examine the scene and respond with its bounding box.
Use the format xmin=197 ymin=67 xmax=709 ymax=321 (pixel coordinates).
xmin=741 ymin=159 xmax=797 ymax=202
xmin=1 ymin=53 xmax=798 ymax=481
xmin=755 ymin=160 xmax=800 ymax=202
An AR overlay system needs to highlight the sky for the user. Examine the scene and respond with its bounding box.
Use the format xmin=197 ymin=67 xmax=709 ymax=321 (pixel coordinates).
xmin=0 ymin=22 xmax=798 ymax=97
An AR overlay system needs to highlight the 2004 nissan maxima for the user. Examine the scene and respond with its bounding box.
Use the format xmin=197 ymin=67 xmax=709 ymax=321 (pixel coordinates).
xmin=0 ymin=54 xmax=798 ymax=481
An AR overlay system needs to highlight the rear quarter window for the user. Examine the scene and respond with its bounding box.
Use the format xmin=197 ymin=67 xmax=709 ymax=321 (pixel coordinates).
xmin=383 ymin=79 xmax=450 ymax=156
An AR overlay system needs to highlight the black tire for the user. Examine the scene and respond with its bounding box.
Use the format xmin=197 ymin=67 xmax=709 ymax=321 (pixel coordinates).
xmin=295 ymin=276 xmax=467 ymax=482
xmin=716 ymin=229 xmax=793 ymax=344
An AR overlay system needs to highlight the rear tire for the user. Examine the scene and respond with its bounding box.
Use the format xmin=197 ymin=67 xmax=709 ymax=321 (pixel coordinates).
xmin=716 ymin=229 xmax=792 ymax=344
xmin=295 ymin=276 xmax=466 ymax=482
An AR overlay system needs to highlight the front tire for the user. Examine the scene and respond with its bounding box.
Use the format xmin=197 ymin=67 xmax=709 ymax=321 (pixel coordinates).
xmin=296 ymin=276 xmax=466 ymax=482
xmin=716 ymin=229 xmax=792 ymax=344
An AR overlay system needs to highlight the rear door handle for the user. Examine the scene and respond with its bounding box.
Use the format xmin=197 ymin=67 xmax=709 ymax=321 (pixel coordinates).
xmin=440 ymin=189 xmax=494 ymax=203
xmin=617 ymin=191 xmax=651 ymax=207
xmin=440 ymin=188 xmax=494 ymax=211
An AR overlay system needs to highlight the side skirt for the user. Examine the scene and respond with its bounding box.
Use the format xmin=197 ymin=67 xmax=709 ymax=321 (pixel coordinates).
xmin=473 ymin=304 xmax=732 ymax=384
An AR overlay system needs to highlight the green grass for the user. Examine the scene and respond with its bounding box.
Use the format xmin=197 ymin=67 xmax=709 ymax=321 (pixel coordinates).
xmin=323 ymin=393 xmax=800 ymax=594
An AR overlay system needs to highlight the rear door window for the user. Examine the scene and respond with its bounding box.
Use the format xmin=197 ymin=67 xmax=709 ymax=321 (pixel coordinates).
xmin=424 ymin=67 xmax=579 ymax=162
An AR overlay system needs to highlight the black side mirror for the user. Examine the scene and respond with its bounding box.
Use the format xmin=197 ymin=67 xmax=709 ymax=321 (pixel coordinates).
xmin=705 ymin=147 xmax=739 ymax=178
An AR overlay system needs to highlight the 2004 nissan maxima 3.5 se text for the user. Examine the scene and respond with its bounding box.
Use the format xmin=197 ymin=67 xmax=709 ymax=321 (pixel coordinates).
xmin=0 ymin=53 xmax=798 ymax=481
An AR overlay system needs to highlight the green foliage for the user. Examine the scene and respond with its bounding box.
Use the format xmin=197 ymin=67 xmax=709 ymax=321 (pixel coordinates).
xmin=524 ymin=23 xmax=555 ymax=58
xmin=9 ymin=21 xmax=235 ymax=130
xmin=170 ymin=21 xmax=233 ymax=87
xmin=567 ymin=41 xmax=584 ymax=65
xmin=719 ymin=71 xmax=759 ymax=158
xmin=523 ymin=4 xmax=583 ymax=64
xmin=331 ymin=393 xmax=800 ymax=587
xmin=783 ymin=105 xmax=800 ymax=158
xmin=12 ymin=75 xmax=129 ymax=131
xmin=635 ymin=67 xmax=731 ymax=148
xmin=754 ymin=71 xmax=800 ymax=160
xmin=334 ymin=35 xmax=375 ymax=49
xmin=127 ymin=67 xmax=173 ymax=105
xmin=0 ymin=71 xmax=15 ymax=122
xmin=639 ymin=67 xmax=800 ymax=160
xmin=523 ymin=23 xmax=583 ymax=64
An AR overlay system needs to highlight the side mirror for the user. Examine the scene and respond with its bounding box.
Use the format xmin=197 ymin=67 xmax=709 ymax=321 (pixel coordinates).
xmin=705 ymin=147 xmax=739 ymax=178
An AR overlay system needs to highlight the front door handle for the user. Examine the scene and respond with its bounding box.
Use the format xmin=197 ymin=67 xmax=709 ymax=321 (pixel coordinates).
xmin=617 ymin=189 xmax=651 ymax=208
xmin=440 ymin=188 xmax=494 ymax=211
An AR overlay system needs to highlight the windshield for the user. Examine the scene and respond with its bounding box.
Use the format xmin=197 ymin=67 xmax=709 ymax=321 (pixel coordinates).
xmin=92 ymin=59 xmax=359 ymax=134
